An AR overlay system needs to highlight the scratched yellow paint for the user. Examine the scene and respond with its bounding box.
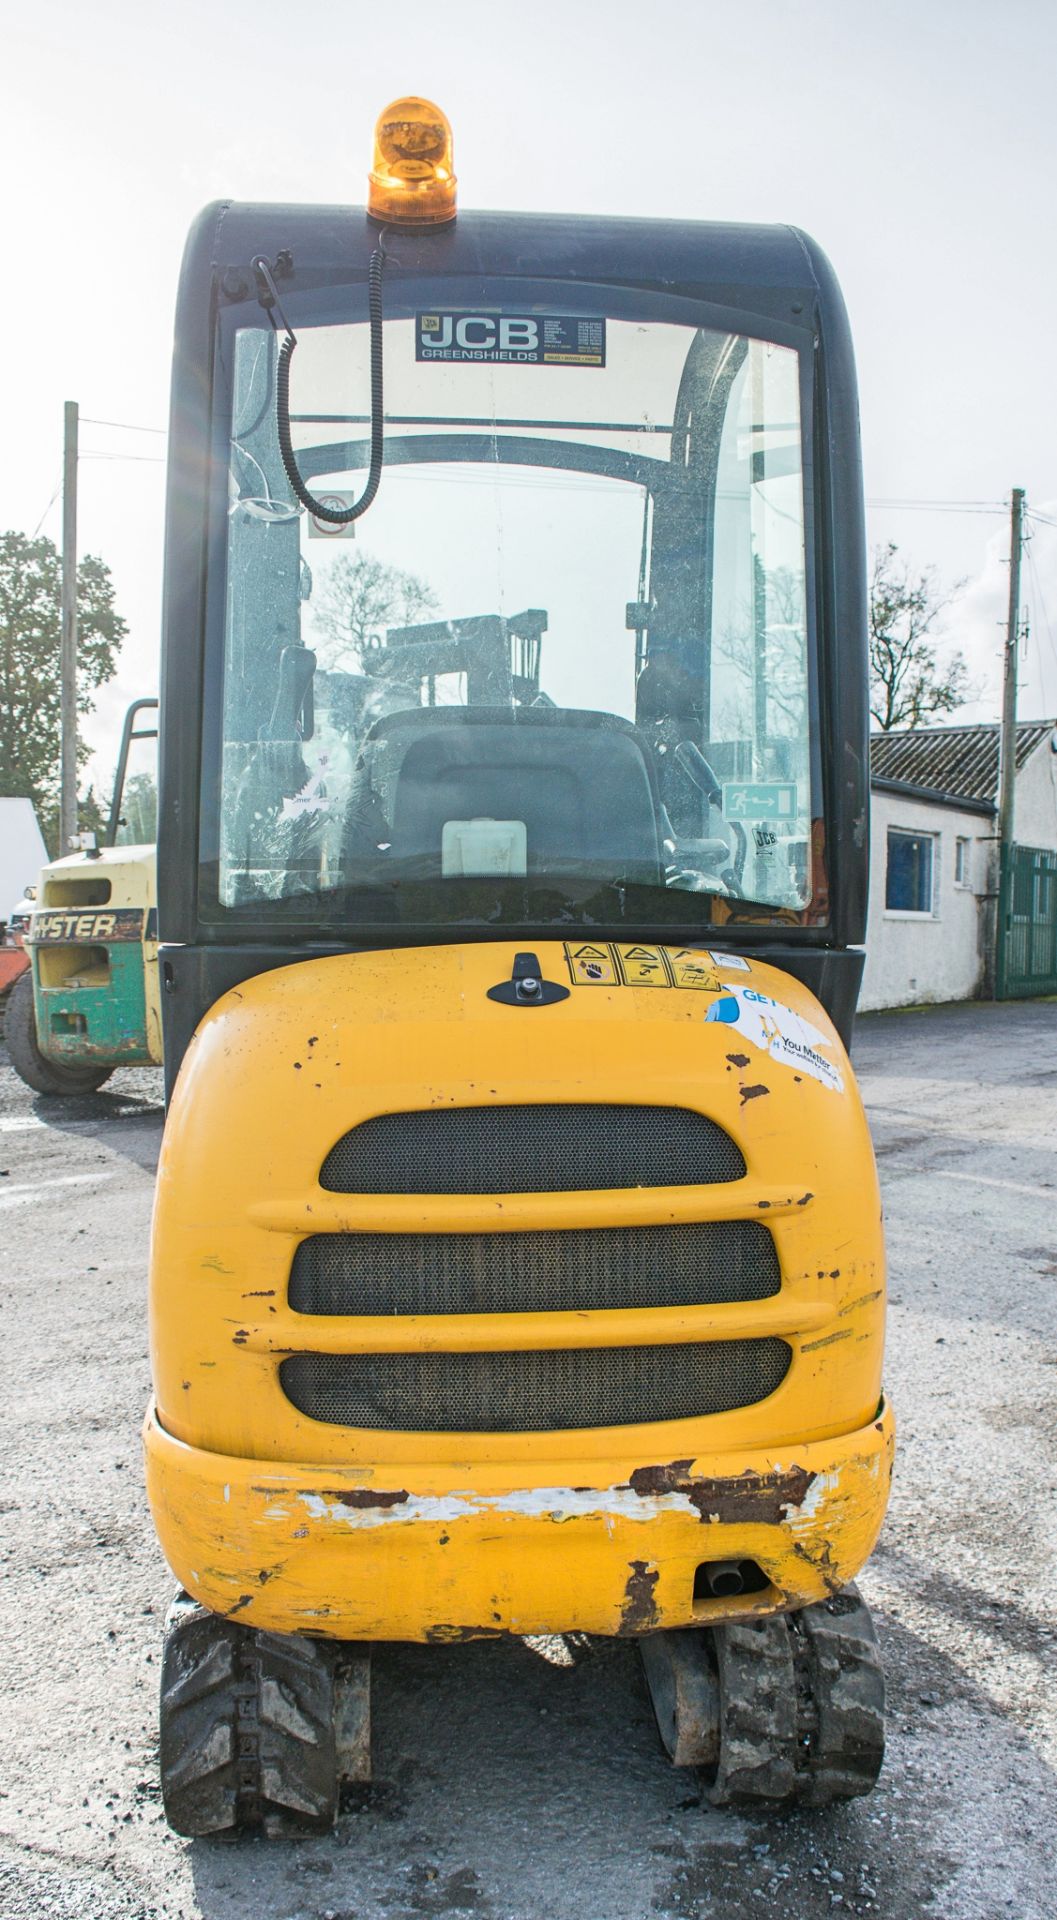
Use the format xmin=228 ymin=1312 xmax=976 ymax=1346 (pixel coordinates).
xmin=144 ymin=940 xmax=893 ymax=1641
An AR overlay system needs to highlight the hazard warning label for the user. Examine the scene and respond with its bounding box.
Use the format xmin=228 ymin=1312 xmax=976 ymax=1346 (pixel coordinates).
xmin=562 ymin=944 xmax=722 ymax=991
xmin=564 ymin=942 xmax=619 ymax=985
xmin=666 ymin=949 xmax=722 ymax=991
xmin=615 ymin=945 xmax=668 ymax=987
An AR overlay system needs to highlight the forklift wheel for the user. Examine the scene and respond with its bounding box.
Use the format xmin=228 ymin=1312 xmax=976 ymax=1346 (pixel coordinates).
xmin=159 ymin=1592 xmax=340 ymax=1837
xmin=3 ymin=972 xmax=113 ymax=1096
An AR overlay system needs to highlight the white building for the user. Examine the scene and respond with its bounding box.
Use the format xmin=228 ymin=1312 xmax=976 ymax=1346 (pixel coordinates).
xmin=0 ymin=797 xmax=48 ymax=919
xmin=860 ymin=720 xmax=1057 ymax=1011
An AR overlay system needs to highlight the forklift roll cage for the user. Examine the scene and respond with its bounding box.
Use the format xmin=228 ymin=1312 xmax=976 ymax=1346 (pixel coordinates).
xmin=158 ymin=206 xmax=869 ymax=1087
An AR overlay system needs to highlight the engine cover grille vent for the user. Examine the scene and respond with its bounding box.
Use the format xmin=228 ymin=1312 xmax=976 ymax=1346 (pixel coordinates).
xmin=319 ymin=1104 xmax=745 ymax=1195
xmin=288 ymin=1221 xmax=780 ymax=1319
xmin=279 ymin=1339 xmax=792 ymax=1434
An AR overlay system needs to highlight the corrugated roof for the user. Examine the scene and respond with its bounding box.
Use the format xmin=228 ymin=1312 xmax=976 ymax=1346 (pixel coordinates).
xmin=870 ymin=720 xmax=1054 ymax=803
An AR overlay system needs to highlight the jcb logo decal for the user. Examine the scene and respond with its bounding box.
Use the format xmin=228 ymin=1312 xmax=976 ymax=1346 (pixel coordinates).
xmin=417 ymin=313 xmax=539 ymax=361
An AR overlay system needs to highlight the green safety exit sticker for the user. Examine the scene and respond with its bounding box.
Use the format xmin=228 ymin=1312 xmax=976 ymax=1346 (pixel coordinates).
xmin=722 ymin=782 xmax=799 ymax=822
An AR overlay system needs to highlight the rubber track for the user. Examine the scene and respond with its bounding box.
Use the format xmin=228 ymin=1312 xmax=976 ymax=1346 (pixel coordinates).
xmin=710 ymin=1618 xmax=798 ymax=1804
xmin=709 ymin=1585 xmax=885 ymax=1807
xmin=159 ymin=1595 xmax=339 ymax=1837
xmin=789 ymin=1585 xmax=886 ymax=1805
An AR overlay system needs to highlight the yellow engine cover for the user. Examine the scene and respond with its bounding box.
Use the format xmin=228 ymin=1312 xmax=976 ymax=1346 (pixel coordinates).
xmin=145 ymin=940 xmax=892 ymax=1640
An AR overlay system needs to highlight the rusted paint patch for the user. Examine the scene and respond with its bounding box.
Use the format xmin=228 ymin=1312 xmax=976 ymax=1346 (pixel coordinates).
xmin=317 ymin=1487 xmax=410 ymax=1511
xmin=800 ymin=1328 xmax=854 ymax=1353
xmin=242 ymin=1289 xmax=276 ymax=1298
xmin=424 ymin=1624 xmax=502 ymax=1644
xmin=791 ymin=1536 xmax=843 ymax=1596
xmin=224 ymin=1593 xmax=254 ymax=1617
xmin=620 ymin=1560 xmax=660 ymax=1634
xmin=837 ymin=1289 xmax=883 ymax=1316
xmin=797 ymin=1191 xmax=814 ymax=1206
xmin=739 ymin=1082 xmax=770 ymax=1104
xmin=726 ymin=1052 xmax=751 ymax=1068
xmin=627 ymin=1461 xmax=816 ymax=1525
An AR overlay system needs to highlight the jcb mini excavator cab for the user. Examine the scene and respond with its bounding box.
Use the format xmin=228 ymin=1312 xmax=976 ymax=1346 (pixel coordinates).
xmin=146 ymin=101 xmax=893 ymax=1833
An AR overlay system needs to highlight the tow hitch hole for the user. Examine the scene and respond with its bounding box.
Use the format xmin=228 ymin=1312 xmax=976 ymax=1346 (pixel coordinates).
xmin=52 ymin=1012 xmax=89 ymax=1036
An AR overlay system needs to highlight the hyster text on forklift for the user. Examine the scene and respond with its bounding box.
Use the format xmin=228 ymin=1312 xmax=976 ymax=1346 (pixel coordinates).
xmin=146 ymin=99 xmax=894 ymax=1833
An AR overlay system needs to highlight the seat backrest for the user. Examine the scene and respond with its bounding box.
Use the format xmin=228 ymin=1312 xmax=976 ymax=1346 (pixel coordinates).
xmin=360 ymin=706 xmax=663 ymax=883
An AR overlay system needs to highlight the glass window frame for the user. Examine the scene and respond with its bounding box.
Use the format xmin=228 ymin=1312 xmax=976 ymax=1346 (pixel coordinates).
xmin=885 ymin=826 xmax=937 ymax=916
xmin=196 ymin=274 xmax=822 ymax=942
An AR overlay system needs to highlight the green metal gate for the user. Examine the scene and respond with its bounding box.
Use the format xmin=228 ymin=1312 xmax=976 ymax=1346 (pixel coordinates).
xmin=997 ymin=844 xmax=1057 ymax=998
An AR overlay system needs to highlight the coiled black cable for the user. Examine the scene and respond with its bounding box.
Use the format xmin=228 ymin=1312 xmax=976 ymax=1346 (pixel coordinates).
xmin=273 ymin=244 xmax=386 ymax=524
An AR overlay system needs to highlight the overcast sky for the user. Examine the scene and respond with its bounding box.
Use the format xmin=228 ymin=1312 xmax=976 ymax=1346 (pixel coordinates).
xmin=2 ymin=0 xmax=1056 ymax=785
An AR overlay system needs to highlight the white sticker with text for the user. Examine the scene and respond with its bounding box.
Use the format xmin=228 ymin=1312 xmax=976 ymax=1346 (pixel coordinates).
xmin=705 ymin=984 xmax=844 ymax=1092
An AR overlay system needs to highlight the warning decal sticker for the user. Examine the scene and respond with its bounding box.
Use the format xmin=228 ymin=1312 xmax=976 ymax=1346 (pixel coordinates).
xmin=564 ymin=943 xmax=618 ymax=985
xmin=562 ymin=944 xmax=721 ymax=991
xmin=617 ymin=945 xmax=669 ymax=987
xmin=417 ymin=312 xmax=606 ymax=367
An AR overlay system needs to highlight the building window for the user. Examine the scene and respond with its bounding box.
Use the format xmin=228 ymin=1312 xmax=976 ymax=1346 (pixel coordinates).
xmin=886 ymin=829 xmax=935 ymax=913
xmin=955 ymin=837 xmax=972 ymax=888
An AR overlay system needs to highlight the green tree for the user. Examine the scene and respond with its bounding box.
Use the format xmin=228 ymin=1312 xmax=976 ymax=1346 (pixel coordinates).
xmin=0 ymin=531 xmax=127 ymax=846
xmin=114 ymin=771 xmax=157 ymax=846
xmin=78 ymin=784 xmax=107 ymax=842
xmin=308 ymin=551 xmax=437 ymax=668
xmin=869 ymin=542 xmax=974 ymax=731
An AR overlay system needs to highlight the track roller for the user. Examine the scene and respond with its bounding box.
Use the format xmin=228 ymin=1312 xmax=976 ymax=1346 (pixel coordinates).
xmin=159 ymin=1592 xmax=371 ymax=1837
xmin=640 ymin=1584 xmax=885 ymax=1808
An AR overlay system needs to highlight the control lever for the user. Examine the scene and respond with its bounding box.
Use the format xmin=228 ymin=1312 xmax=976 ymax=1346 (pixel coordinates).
xmin=262 ymin=643 xmax=316 ymax=743
xmin=673 ymin=740 xmax=723 ymax=806
xmin=670 ymin=741 xmax=747 ymax=890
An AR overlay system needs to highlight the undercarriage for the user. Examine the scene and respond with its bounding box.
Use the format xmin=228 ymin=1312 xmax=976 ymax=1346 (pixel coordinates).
xmin=159 ymin=1585 xmax=884 ymax=1835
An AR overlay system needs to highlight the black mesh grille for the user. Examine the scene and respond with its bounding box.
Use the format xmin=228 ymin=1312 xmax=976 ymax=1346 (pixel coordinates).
xmin=279 ymin=1339 xmax=791 ymax=1433
xmin=320 ymin=1104 xmax=744 ymax=1194
xmin=289 ymin=1221 xmax=780 ymax=1318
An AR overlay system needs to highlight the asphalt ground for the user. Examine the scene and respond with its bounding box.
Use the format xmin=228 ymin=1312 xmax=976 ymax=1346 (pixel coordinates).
xmin=0 ymin=997 xmax=1055 ymax=1920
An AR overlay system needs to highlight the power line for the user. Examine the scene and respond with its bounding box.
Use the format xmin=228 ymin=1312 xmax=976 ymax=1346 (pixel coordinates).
xmin=866 ymin=498 xmax=1006 ymax=516
xmin=80 ymin=416 xmax=166 ymax=436
xmin=1026 ymin=508 xmax=1057 ymax=532
xmin=31 ymin=476 xmax=62 ymax=537
xmin=79 ymin=451 xmax=166 ymax=465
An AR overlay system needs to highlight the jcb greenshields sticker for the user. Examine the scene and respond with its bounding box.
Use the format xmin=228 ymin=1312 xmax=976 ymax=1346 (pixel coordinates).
xmin=563 ymin=944 xmax=720 ymax=991
xmin=417 ymin=312 xmax=606 ymax=366
xmin=27 ymin=908 xmax=145 ymax=944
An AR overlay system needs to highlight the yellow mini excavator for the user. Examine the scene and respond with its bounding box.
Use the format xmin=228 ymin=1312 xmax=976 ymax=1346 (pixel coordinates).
xmin=145 ymin=99 xmax=893 ymax=1833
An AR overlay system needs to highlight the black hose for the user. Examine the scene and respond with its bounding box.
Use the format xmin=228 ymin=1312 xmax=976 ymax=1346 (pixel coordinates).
xmin=275 ymin=245 xmax=386 ymax=524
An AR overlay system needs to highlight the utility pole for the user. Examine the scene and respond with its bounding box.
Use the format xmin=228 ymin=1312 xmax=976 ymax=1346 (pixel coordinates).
xmin=60 ymin=400 xmax=79 ymax=855
xmin=993 ymin=486 xmax=1024 ymax=998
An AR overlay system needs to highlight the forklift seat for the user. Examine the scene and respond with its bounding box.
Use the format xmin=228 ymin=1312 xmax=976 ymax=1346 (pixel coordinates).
xmin=356 ymin=706 xmax=664 ymax=883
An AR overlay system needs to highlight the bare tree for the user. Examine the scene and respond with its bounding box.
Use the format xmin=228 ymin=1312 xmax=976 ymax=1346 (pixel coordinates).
xmin=308 ymin=552 xmax=437 ymax=669
xmin=869 ymin=542 xmax=974 ymax=731
xmin=710 ymin=559 xmax=809 ymax=747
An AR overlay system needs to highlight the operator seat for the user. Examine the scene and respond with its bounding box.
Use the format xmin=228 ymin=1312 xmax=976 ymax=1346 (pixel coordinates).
xmin=350 ymin=706 xmax=665 ymax=884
